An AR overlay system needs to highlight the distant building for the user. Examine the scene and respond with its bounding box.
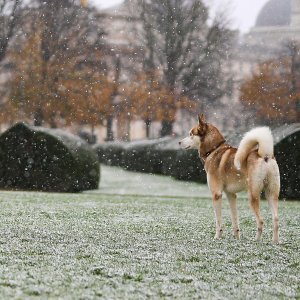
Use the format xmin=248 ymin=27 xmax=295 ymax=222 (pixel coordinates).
xmin=212 ymin=0 xmax=300 ymax=134
xmin=236 ymin=0 xmax=300 ymax=77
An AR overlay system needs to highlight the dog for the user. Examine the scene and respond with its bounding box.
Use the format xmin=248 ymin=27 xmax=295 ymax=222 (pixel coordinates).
xmin=179 ymin=114 xmax=280 ymax=243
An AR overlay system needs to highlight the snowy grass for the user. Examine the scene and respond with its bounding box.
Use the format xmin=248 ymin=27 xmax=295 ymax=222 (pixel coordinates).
xmin=0 ymin=165 xmax=299 ymax=299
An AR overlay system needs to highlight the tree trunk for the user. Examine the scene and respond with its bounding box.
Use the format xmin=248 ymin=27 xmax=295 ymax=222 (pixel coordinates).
xmin=90 ymin=124 xmax=96 ymax=144
xmin=105 ymin=57 xmax=120 ymax=142
xmin=106 ymin=116 xmax=114 ymax=141
xmin=145 ymin=118 xmax=151 ymax=138
xmin=49 ymin=121 xmax=57 ymax=128
xmin=34 ymin=108 xmax=44 ymax=126
xmin=49 ymin=112 xmax=57 ymax=128
xmin=160 ymin=120 xmax=173 ymax=137
xmin=125 ymin=117 xmax=131 ymax=142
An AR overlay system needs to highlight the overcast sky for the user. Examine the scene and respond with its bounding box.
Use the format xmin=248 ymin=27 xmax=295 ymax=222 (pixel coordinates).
xmin=92 ymin=0 xmax=270 ymax=33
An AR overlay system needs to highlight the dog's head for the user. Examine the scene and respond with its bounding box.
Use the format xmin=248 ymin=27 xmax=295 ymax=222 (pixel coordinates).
xmin=179 ymin=114 xmax=208 ymax=150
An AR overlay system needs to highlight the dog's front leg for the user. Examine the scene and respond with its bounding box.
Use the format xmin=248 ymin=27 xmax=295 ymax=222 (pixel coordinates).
xmin=225 ymin=192 xmax=240 ymax=239
xmin=212 ymin=192 xmax=223 ymax=239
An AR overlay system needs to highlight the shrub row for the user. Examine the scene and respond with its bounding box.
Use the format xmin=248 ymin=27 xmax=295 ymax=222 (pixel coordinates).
xmin=94 ymin=137 xmax=207 ymax=183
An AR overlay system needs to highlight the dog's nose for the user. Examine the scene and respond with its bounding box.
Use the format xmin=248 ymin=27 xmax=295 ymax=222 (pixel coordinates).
xmin=179 ymin=141 xmax=181 ymax=145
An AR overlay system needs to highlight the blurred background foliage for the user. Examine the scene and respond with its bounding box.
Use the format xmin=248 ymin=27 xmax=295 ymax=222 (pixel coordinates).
xmin=0 ymin=0 xmax=299 ymax=142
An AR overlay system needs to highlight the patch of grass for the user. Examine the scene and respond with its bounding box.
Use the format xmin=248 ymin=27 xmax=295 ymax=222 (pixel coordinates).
xmin=0 ymin=282 xmax=17 ymax=289
xmin=0 ymin=165 xmax=298 ymax=299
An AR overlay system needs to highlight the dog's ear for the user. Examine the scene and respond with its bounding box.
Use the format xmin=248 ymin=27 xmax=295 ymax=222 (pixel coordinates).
xmin=198 ymin=114 xmax=206 ymax=125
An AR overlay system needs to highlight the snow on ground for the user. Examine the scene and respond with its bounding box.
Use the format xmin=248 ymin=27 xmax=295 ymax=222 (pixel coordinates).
xmin=94 ymin=165 xmax=212 ymax=198
xmin=0 ymin=166 xmax=298 ymax=299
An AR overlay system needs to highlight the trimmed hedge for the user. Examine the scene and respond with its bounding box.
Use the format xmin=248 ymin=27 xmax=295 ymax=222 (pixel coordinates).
xmin=162 ymin=149 xmax=206 ymax=182
xmin=123 ymin=137 xmax=172 ymax=174
xmin=273 ymin=123 xmax=300 ymax=199
xmin=0 ymin=123 xmax=100 ymax=192
xmin=96 ymin=141 xmax=126 ymax=167
xmin=94 ymin=137 xmax=207 ymax=183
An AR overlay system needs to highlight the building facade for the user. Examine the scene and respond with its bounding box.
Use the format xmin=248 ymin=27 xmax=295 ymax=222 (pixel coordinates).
xmin=237 ymin=0 xmax=300 ymax=75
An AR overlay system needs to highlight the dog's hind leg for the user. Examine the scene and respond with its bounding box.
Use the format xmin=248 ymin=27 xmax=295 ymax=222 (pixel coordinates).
xmin=225 ymin=192 xmax=240 ymax=239
xmin=247 ymin=162 xmax=265 ymax=241
xmin=249 ymin=192 xmax=264 ymax=241
xmin=266 ymin=190 xmax=279 ymax=244
xmin=265 ymin=164 xmax=280 ymax=244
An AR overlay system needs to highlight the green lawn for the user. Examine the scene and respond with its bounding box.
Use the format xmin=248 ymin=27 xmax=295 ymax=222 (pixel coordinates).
xmin=0 ymin=165 xmax=299 ymax=299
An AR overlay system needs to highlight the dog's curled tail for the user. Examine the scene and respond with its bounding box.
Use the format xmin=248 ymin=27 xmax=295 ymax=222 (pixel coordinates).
xmin=234 ymin=127 xmax=274 ymax=170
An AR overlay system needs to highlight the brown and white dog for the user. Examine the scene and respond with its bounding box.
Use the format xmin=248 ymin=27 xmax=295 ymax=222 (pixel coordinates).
xmin=179 ymin=114 xmax=280 ymax=243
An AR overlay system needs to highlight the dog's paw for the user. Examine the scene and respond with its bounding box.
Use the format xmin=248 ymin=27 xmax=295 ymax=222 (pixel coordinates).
xmin=233 ymin=229 xmax=240 ymax=239
xmin=214 ymin=229 xmax=223 ymax=239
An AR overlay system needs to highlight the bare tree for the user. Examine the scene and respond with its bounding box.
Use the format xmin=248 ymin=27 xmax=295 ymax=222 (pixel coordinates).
xmin=106 ymin=57 xmax=120 ymax=141
xmin=131 ymin=0 xmax=234 ymax=136
xmin=0 ymin=0 xmax=22 ymax=111
xmin=23 ymin=0 xmax=106 ymax=126
xmin=287 ymin=41 xmax=300 ymax=93
xmin=0 ymin=0 xmax=21 ymax=63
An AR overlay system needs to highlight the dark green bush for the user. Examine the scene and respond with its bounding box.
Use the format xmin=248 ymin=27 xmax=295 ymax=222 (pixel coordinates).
xmin=95 ymin=142 xmax=126 ymax=167
xmin=162 ymin=149 xmax=206 ymax=183
xmin=122 ymin=146 xmax=162 ymax=173
xmin=94 ymin=137 xmax=206 ymax=183
xmin=155 ymin=138 xmax=206 ymax=183
xmin=95 ymin=137 xmax=172 ymax=174
xmin=122 ymin=137 xmax=172 ymax=174
xmin=0 ymin=123 xmax=100 ymax=193
xmin=273 ymin=123 xmax=300 ymax=199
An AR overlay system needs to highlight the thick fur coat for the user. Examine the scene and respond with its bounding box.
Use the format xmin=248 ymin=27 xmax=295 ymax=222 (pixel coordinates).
xmin=180 ymin=114 xmax=280 ymax=243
